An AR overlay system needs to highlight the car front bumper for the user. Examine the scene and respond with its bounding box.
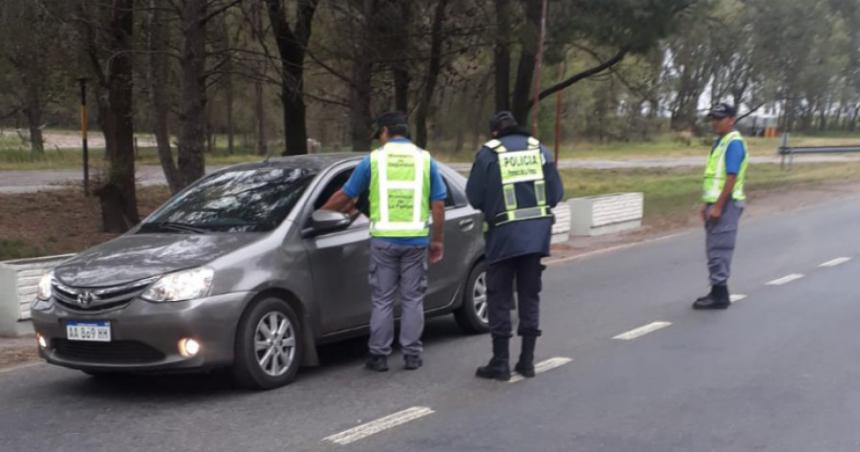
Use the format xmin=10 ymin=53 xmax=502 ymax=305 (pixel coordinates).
xmin=31 ymin=292 xmax=251 ymax=373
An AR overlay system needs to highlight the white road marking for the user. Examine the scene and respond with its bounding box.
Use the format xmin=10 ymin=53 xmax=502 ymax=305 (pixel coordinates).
xmin=323 ymin=406 xmax=434 ymax=445
xmin=766 ymin=274 xmax=805 ymax=286
xmin=819 ymin=257 xmax=851 ymax=268
xmin=730 ymin=294 xmax=748 ymax=303
xmin=509 ymin=357 xmax=572 ymax=383
xmin=612 ymin=321 xmax=672 ymax=341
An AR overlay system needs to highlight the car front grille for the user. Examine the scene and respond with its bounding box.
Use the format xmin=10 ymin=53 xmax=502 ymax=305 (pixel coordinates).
xmin=53 ymin=339 xmax=166 ymax=364
xmin=53 ymin=276 xmax=158 ymax=312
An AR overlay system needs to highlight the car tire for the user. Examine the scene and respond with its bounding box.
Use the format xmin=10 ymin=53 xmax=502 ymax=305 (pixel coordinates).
xmin=454 ymin=261 xmax=490 ymax=334
xmin=232 ymin=297 xmax=303 ymax=390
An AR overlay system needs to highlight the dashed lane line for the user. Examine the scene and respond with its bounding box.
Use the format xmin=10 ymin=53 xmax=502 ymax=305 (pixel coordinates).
xmin=819 ymin=257 xmax=851 ymax=268
xmin=766 ymin=274 xmax=805 ymax=286
xmin=509 ymin=357 xmax=573 ymax=383
xmin=612 ymin=321 xmax=672 ymax=341
xmin=323 ymin=406 xmax=435 ymax=445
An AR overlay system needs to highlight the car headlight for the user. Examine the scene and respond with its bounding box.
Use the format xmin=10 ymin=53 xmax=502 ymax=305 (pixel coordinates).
xmin=141 ymin=267 xmax=214 ymax=302
xmin=36 ymin=272 xmax=53 ymax=301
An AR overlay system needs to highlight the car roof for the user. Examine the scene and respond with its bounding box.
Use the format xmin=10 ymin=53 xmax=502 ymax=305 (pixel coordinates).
xmin=214 ymin=153 xmax=366 ymax=175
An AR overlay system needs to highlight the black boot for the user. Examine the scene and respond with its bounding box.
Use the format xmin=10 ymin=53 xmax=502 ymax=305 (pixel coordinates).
xmin=694 ymin=286 xmax=716 ymax=303
xmin=476 ymin=336 xmax=511 ymax=381
xmin=693 ymin=284 xmax=730 ymax=310
xmin=514 ymin=336 xmax=537 ymax=378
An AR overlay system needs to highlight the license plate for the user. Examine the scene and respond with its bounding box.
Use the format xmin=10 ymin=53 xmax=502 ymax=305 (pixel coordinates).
xmin=66 ymin=320 xmax=111 ymax=342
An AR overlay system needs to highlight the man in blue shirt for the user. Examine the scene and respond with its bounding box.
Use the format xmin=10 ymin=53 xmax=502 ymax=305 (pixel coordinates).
xmin=322 ymin=112 xmax=446 ymax=371
xmin=694 ymin=103 xmax=748 ymax=310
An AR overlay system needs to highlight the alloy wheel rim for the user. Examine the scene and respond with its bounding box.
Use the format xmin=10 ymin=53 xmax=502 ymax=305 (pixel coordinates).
xmin=254 ymin=311 xmax=296 ymax=377
xmin=473 ymin=272 xmax=488 ymax=324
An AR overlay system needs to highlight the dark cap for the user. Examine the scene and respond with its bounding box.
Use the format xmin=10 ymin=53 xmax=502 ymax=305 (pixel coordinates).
xmin=489 ymin=111 xmax=519 ymax=134
xmin=372 ymin=111 xmax=409 ymax=140
xmin=707 ymin=103 xmax=737 ymax=119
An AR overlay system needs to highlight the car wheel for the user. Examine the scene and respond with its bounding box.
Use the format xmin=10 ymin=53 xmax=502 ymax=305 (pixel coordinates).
xmin=232 ymin=297 xmax=303 ymax=390
xmin=454 ymin=261 xmax=490 ymax=334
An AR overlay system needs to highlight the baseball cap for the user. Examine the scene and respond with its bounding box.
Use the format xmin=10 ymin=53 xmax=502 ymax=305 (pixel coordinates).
xmin=707 ymin=103 xmax=737 ymax=119
xmin=372 ymin=111 xmax=409 ymax=139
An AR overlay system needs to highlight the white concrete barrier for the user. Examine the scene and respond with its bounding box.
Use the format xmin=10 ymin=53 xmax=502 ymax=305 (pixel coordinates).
xmin=569 ymin=193 xmax=643 ymax=236
xmin=0 ymin=254 xmax=74 ymax=336
xmin=551 ymin=202 xmax=571 ymax=244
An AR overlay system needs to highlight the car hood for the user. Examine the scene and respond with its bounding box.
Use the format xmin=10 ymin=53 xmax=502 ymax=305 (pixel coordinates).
xmin=54 ymin=233 xmax=264 ymax=287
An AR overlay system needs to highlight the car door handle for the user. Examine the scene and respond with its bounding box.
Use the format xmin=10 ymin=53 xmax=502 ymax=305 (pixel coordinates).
xmin=458 ymin=219 xmax=475 ymax=231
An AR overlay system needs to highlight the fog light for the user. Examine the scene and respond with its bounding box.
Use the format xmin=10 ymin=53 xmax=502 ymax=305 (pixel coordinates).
xmin=37 ymin=334 xmax=47 ymax=349
xmin=178 ymin=338 xmax=200 ymax=358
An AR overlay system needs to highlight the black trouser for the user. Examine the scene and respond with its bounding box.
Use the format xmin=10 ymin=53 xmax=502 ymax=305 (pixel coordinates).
xmin=487 ymin=253 xmax=545 ymax=338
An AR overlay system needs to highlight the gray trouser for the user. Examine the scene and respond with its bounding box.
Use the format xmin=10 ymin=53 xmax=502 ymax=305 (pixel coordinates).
xmin=368 ymin=239 xmax=428 ymax=357
xmin=705 ymin=200 xmax=744 ymax=286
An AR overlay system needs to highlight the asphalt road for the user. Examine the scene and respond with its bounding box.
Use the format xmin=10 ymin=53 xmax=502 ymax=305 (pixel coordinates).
xmin=2 ymin=194 xmax=860 ymax=452
xmin=3 ymin=154 xmax=860 ymax=193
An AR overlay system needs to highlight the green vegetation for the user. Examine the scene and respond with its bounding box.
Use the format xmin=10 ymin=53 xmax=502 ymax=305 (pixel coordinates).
xmin=0 ymin=240 xmax=43 ymax=261
xmin=561 ymin=163 xmax=860 ymax=223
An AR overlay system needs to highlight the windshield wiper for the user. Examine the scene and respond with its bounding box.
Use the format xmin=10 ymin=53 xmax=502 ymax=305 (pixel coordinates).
xmin=143 ymin=221 xmax=210 ymax=234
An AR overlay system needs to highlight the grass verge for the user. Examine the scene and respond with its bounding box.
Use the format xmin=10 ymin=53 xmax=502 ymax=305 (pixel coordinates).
xmin=561 ymin=162 xmax=860 ymax=225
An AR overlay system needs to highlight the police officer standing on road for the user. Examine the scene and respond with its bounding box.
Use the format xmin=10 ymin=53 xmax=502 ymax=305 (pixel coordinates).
xmin=693 ymin=103 xmax=748 ymax=310
xmin=322 ymin=112 xmax=447 ymax=371
xmin=466 ymin=111 xmax=564 ymax=381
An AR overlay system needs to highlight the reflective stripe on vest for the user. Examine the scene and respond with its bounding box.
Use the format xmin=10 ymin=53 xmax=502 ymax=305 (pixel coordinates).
xmin=702 ymin=130 xmax=748 ymax=203
xmin=370 ymin=142 xmax=431 ymax=237
xmin=485 ymin=137 xmax=553 ymax=227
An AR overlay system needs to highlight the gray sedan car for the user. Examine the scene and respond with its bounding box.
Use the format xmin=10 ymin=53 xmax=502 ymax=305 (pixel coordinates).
xmin=31 ymin=154 xmax=488 ymax=389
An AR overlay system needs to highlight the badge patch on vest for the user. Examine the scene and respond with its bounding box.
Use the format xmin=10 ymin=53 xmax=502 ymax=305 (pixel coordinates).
xmin=498 ymin=150 xmax=543 ymax=184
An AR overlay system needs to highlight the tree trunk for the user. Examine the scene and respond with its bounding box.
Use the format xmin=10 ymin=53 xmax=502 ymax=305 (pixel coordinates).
xmin=415 ymin=0 xmax=448 ymax=149
xmin=350 ymin=0 xmax=375 ymax=151
xmin=147 ymin=0 xmax=182 ymax=193
xmin=226 ymin=78 xmax=235 ymax=154
xmin=351 ymin=53 xmax=373 ymax=151
xmin=493 ymin=0 xmax=511 ymax=112
xmin=177 ymin=0 xmax=208 ymax=186
xmin=251 ymin=0 xmax=268 ymax=156
xmin=265 ymin=0 xmax=318 ymax=156
xmin=510 ymin=0 xmax=542 ymax=125
xmin=391 ymin=0 xmax=411 ymax=113
xmin=24 ymin=84 xmax=44 ymax=155
xmin=255 ymin=80 xmax=267 ymax=155
xmin=470 ymin=70 xmax=494 ymax=151
xmin=218 ymin=12 xmax=235 ymax=155
xmin=95 ymin=0 xmax=139 ymax=232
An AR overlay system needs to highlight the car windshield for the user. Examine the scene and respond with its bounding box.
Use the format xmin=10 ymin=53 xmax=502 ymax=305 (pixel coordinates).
xmin=139 ymin=167 xmax=315 ymax=233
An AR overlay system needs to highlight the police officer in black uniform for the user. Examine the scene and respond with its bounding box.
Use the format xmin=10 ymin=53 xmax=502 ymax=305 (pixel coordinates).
xmin=466 ymin=111 xmax=564 ymax=381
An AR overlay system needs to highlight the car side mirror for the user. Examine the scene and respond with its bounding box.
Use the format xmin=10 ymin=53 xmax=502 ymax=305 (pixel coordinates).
xmin=306 ymin=209 xmax=352 ymax=236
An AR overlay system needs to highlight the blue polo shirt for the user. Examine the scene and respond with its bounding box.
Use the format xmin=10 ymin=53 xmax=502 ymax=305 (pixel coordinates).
xmin=342 ymin=138 xmax=447 ymax=246
xmin=713 ymin=139 xmax=746 ymax=175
